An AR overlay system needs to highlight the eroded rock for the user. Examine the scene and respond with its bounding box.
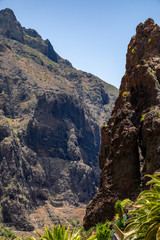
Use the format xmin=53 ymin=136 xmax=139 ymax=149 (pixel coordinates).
xmin=84 ymin=18 xmax=160 ymax=229
xmin=0 ymin=8 xmax=118 ymax=230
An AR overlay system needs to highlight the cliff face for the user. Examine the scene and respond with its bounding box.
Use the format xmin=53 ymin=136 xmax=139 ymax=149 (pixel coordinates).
xmin=84 ymin=18 xmax=160 ymax=230
xmin=0 ymin=8 xmax=118 ymax=230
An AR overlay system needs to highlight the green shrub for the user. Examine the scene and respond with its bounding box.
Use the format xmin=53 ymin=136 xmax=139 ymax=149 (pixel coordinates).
xmin=115 ymin=200 xmax=125 ymax=231
xmin=95 ymin=220 xmax=111 ymax=240
xmin=157 ymin=110 xmax=160 ymax=117
xmin=131 ymin=48 xmax=135 ymax=53
xmin=114 ymin=199 xmax=133 ymax=231
xmin=26 ymin=225 xmax=80 ymax=240
xmin=115 ymin=200 xmax=123 ymax=220
xmin=152 ymin=70 xmax=156 ymax=75
xmin=87 ymin=236 xmax=97 ymax=240
xmin=0 ymin=227 xmax=17 ymax=239
xmin=137 ymin=183 xmax=143 ymax=194
xmin=124 ymin=172 xmax=160 ymax=239
xmin=122 ymin=92 xmax=129 ymax=97
xmin=115 ymin=218 xmax=125 ymax=231
xmin=76 ymin=220 xmax=80 ymax=225
xmin=79 ymin=227 xmax=95 ymax=240
xmin=140 ymin=114 xmax=146 ymax=122
xmin=69 ymin=220 xmax=76 ymax=227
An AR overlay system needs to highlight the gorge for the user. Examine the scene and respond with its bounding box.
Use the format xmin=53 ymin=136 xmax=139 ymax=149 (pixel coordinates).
xmin=0 ymin=8 xmax=118 ymax=230
xmin=84 ymin=18 xmax=160 ymax=230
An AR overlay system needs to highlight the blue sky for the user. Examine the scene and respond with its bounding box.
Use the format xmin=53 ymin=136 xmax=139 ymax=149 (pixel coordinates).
xmin=1 ymin=0 xmax=160 ymax=88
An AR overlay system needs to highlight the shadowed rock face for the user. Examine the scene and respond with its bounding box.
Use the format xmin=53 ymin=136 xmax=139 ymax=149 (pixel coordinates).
xmin=84 ymin=18 xmax=160 ymax=230
xmin=0 ymin=8 xmax=118 ymax=230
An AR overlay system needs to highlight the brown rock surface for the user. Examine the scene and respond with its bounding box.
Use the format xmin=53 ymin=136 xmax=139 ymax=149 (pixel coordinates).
xmin=0 ymin=8 xmax=118 ymax=230
xmin=84 ymin=18 xmax=160 ymax=230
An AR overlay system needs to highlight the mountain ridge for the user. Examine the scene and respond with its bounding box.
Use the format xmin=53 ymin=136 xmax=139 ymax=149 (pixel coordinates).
xmin=0 ymin=8 xmax=118 ymax=230
xmin=84 ymin=18 xmax=160 ymax=230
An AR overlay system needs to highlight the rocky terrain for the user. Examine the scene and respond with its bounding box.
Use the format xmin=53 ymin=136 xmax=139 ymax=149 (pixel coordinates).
xmin=0 ymin=8 xmax=118 ymax=230
xmin=84 ymin=18 xmax=160 ymax=230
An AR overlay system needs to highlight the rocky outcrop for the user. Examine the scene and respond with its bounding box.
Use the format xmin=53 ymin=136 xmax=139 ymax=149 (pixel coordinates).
xmin=0 ymin=8 xmax=118 ymax=229
xmin=84 ymin=18 xmax=160 ymax=230
xmin=0 ymin=8 xmax=24 ymax=43
xmin=23 ymin=29 xmax=58 ymax=63
xmin=0 ymin=8 xmax=58 ymax=62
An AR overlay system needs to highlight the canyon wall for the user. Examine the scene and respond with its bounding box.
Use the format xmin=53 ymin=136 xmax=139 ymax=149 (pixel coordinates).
xmin=84 ymin=18 xmax=160 ymax=230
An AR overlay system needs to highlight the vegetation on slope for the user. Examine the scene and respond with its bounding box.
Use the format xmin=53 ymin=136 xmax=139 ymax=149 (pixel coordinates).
xmin=0 ymin=8 xmax=118 ymax=229
xmin=0 ymin=172 xmax=159 ymax=239
xmin=124 ymin=172 xmax=160 ymax=239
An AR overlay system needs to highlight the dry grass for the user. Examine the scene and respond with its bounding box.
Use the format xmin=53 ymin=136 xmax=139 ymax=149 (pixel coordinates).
xmin=14 ymin=202 xmax=86 ymax=239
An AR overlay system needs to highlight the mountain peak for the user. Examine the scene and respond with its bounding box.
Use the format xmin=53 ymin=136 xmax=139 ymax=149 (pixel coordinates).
xmin=0 ymin=7 xmax=118 ymax=230
xmin=0 ymin=8 xmax=60 ymax=62
xmin=84 ymin=18 xmax=160 ymax=230
xmin=0 ymin=8 xmax=24 ymax=42
xmin=0 ymin=8 xmax=16 ymax=18
xmin=144 ymin=17 xmax=154 ymax=27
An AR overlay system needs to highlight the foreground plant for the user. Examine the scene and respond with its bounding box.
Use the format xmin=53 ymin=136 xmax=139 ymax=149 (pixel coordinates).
xmin=26 ymin=220 xmax=113 ymax=240
xmin=26 ymin=225 xmax=80 ymax=240
xmin=95 ymin=220 xmax=111 ymax=240
xmin=0 ymin=226 xmax=18 ymax=240
xmin=87 ymin=220 xmax=111 ymax=240
xmin=79 ymin=227 xmax=95 ymax=240
xmin=124 ymin=172 xmax=160 ymax=240
xmin=114 ymin=199 xmax=133 ymax=231
xmin=115 ymin=200 xmax=125 ymax=230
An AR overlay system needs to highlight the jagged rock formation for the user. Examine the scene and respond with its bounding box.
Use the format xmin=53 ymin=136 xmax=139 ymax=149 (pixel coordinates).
xmin=84 ymin=18 xmax=160 ymax=230
xmin=0 ymin=8 xmax=118 ymax=230
xmin=0 ymin=8 xmax=58 ymax=62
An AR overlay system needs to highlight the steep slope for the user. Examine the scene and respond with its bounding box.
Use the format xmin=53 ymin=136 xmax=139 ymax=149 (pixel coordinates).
xmin=84 ymin=18 xmax=160 ymax=230
xmin=0 ymin=8 xmax=118 ymax=230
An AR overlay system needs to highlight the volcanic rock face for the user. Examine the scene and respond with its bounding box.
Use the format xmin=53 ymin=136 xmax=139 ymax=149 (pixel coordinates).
xmin=0 ymin=8 xmax=118 ymax=230
xmin=0 ymin=8 xmax=24 ymax=42
xmin=0 ymin=8 xmax=58 ymax=62
xmin=84 ymin=18 xmax=160 ymax=230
